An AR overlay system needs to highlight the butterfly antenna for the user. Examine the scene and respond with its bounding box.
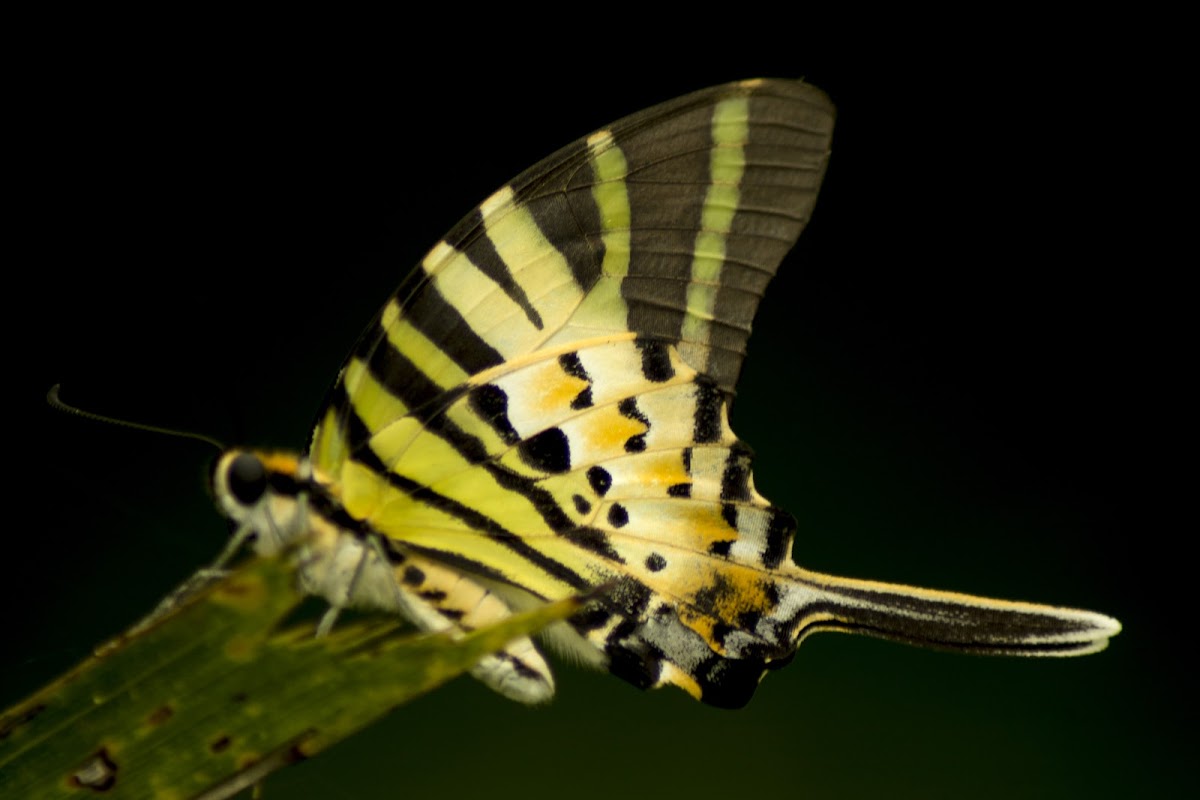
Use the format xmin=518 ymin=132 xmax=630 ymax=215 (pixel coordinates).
xmin=47 ymin=383 xmax=225 ymax=452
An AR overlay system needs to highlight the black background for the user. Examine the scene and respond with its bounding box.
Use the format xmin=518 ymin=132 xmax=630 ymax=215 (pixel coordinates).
xmin=10 ymin=14 xmax=1186 ymax=798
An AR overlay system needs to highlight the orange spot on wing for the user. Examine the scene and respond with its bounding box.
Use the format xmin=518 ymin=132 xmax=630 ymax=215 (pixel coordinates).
xmin=527 ymin=361 xmax=589 ymax=415
xmin=582 ymin=407 xmax=647 ymax=453
xmin=640 ymin=452 xmax=691 ymax=488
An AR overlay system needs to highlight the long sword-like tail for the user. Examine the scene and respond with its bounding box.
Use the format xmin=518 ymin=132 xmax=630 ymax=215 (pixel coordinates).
xmin=784 ymin=567 xmax=1120 ymax=656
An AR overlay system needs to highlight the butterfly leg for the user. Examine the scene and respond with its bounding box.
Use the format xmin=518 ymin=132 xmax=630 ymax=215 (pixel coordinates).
xmin=314 ymin=606 xmax=341 ymax=638
xmin=313 ymin=534 xmax=380 ymax=637
xmin=130 ymin=518 xmax=260 ymax=633
xmin=206 ymin=475 xmax=304 ymax=578
xmin=383 ymin=554 xmax=557 ymax=704
xmin=196 ymin=519 xmax=255 ymax=580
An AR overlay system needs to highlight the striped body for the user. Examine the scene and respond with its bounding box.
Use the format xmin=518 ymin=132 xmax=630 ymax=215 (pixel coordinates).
xmin=212 ymin=79 xmax=1119 ymax=707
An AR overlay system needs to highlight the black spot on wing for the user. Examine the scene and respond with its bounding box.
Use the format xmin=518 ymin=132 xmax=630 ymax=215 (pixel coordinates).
xmin=720 ymin=444 xmax=753 ymax=501
xmin=558 ymin=351 xmax=589 ymax=381
xmin=694 ymin=379 xmax=723 ymax=443
xmin=711 ymin=621 xmax=735 ymax=648
xmin=518 ymin=427 xmax=571 ymax=473
xmin=587 ymin=466 xmax=612 ymax=496
xmin=635 ymin=337 xmax=675 ymax=382
xmin=570 ymin=387 xmax=594 ymax=410
xmin=763 ymin=581 xmax=781 ymax=609
xmin=762 ymin=508 xmax=795 ymax=569
xmin=562 ymin=348 xmax=602 ymax=406
xmin=721 ymin=503 xmax=738 ymax=530
xmin=708 ymin=540 xmax=733 ymax=558
xmin=737 ymin=609 xmax=763 ymax=630
xmin=618 ymin=397 xmax=650 ymax=453
xmin=618 ymin=397 xmax=648 ymax=424
xmin=469 ymin=384 xmax=520 ymax=445
xmin=570 ymin=605 xmax=612 ymax=633
xmin=605 ymin=638 xmax=663 ymax=692
xmin=694 ymin=654 xmax=770 ymax=709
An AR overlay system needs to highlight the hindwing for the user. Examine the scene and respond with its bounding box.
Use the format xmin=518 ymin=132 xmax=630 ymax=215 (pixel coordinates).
xmin=307 ymin=79 xmax=836 ymax=705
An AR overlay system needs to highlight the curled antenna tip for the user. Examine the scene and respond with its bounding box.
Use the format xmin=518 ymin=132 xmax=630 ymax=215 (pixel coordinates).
xmin=47 ymin=383 xmax=225 ymax=452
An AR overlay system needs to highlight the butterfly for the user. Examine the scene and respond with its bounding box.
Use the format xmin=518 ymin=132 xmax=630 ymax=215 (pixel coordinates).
xmin=209 ymin=78 xmax=1120 ymax=708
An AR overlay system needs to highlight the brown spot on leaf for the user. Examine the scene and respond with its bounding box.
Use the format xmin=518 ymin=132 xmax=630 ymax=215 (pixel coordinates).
xmin=146 ymin=705 xmax=174 ymax=727
xmin=0 ymin=702 xmax=45 ymax=740
xmin=69 ymin=747 xmax=118 ymax=792
xmin=211 ymin=572 xmax=268 ymax=611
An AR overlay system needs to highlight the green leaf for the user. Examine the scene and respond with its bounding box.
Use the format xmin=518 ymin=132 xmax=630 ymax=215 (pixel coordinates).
xmin=0 ymin=557 xmax=581 ymax=799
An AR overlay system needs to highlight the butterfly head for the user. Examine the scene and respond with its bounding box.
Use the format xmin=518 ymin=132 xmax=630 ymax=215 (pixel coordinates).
xmin=210 ymin=449 xmax=312 ymax=555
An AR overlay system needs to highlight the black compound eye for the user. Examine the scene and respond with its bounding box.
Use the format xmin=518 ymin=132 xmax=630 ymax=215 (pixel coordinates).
xmin=227 ymin=453 xmax=267 ymax=505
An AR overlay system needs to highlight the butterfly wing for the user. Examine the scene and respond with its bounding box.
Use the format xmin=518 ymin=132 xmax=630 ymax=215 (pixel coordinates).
xmin=308 ymin=79 xmax=835 ymax=706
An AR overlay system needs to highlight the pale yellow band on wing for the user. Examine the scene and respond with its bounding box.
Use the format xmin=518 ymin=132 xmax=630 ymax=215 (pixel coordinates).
xmin=421 ymin=238 xmax=533 ymax=360
xmin=310 ymin=407 xmax=347 ymax=474
xmin=381 ymin=299 xmax=468 ymax=390
xmin=682 ymin=97 xmax=749 ymax=348
xmin=481 ymin=188 xmax=584 ymax=345
xmin=552 ymin=130 xmax=631 ymax=339
xmin=343 ymin=357 xmax=409 ymax=437
xmin=588 ymin=130 xmax=631 ymax=279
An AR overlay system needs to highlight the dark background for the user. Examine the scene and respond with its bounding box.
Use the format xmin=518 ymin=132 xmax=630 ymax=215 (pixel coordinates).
xmin=10 ymin=15 xmax=1185 ymax=798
